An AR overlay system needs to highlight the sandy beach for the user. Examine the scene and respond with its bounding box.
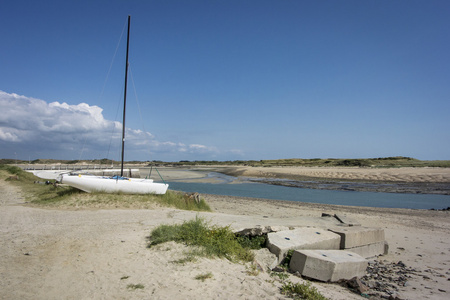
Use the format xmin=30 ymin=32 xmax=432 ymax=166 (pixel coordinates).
xmin=216 ymin=166 xmax=450 ymax=195
xmin=222 ymin=166 xmax=450 ymax=183
xmin=1 ymin=167 xmax=449 ymax=299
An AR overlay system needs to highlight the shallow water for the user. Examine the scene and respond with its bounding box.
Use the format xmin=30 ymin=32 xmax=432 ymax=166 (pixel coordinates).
xmin=167 ymin=176 xmax=450 ymax=210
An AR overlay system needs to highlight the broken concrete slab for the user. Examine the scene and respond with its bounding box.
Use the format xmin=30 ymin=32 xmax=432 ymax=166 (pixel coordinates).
xmin=252 ymin=248 xmax=279 ymax=271
xmin=328 ymin=226 xmax=385 ymax=249
xmin=333 ymin=214 xmax=361 ymax=226
xmin=346 ymin=241 xmax=388 ymax=258
xmin=266 ymin=227 xmax=341 ymax=262
xmin=289 ymin=249 xmax=368 ymax=282
xmin=234 ymin=225 xmax=290 ymax=236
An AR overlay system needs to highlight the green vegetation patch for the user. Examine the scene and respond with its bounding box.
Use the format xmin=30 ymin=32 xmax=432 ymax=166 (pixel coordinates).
xmin=148 ymin=217 xmax=255 ymax=262
xmin=281 ymin=281 xmax=328 ymax=300
xmin=236 ymin=235 xmax=266 ymax=250
xmin=127 ymin=283 xmax=144 ymax=290
xmin=194 ymin=272 xmax=213 ymax=282
xmin=169 ymin=156 xmax=450 ymax=168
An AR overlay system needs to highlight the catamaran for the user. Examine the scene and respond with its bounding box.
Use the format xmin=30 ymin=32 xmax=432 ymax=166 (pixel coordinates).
xmin=58 ymin=16 xmax=168 ymax=194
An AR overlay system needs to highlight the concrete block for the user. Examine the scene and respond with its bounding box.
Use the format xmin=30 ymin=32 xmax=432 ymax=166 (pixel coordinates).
xmin=328 ymin=227 xmax=385 ymax=249
xmin=266 ymin=228 xmax=341 ymax=262
xmin=253 ymin=248 xmax=279 ymax=271
xmin=346 ymin=241 xmax=387 ymax=258
xmin=290 ymin=250 xmax=368 ymax=282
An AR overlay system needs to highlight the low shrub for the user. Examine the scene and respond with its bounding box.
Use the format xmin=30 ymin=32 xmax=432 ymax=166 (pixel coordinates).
xmin=236 ymin=235 xmax=266 ymax=250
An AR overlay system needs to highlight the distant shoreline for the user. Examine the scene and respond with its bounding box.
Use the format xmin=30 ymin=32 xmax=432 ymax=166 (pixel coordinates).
xmin=13 ymin=163 xmax=450 ymax=195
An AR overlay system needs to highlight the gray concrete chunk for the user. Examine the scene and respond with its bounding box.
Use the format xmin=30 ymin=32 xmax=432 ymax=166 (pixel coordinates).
xmin=334 ymin=214 xmax=361 ymax=226
xmin=234 ymin=225 xmax=290 ymax=236
xmin=289 ymin=250 xmax=368 ymax=282
xmin=266 ymin=227 xmax=341 ymax=262
xmin=253 ymin=248 xmax=279 ymax=271
xmin=328 ymin=226 xmax=385 ymax=249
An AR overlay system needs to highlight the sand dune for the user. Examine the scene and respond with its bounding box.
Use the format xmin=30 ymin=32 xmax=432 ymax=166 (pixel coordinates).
xmin=224 ymin=166 xmax=450 ymax=183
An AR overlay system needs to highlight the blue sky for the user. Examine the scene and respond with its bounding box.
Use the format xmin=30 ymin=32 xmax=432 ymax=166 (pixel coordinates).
xmin=1 ymin=0 xmax=449 ymax=162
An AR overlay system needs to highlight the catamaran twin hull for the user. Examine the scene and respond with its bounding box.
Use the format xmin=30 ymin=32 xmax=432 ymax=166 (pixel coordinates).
xmin=60 ymin=174 xmax=169 ymax=195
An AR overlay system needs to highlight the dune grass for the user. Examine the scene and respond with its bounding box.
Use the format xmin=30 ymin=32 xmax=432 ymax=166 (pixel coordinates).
xmin=148 ymin=216 xmax=255 ymax=262
xmin=194 ymin=272 xmax=213 ymax=282
xmin=280 ymin=281 xmax=328 ymax=300
xmin=0 ymin=165 xmax=211 ymax=211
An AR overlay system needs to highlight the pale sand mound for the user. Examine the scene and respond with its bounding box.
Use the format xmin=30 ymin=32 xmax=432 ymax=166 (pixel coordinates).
xmin=228 ymin=166 xmax=450 ymax=183
xmin=1 ymin=179 xmax=449 ymax=299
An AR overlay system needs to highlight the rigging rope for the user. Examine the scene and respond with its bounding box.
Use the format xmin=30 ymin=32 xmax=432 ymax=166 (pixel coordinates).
xmin=77 ymin=18 xmax=128 ymax=163
xmin=129 ymin=66 xmax=154 ymax=162
xmin=99 ymin=19 xmax=128 ymax=101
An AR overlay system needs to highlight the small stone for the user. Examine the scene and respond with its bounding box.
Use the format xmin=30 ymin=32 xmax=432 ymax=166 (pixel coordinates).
xmin=271 ymin=266 xmax=284 ymax=272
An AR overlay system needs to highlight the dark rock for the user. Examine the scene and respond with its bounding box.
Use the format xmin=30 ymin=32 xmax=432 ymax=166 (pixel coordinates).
xmin=342 ymin=277 xmax=370 ymax=294
xmin=271 ymin=266 xmax=285 ymax=272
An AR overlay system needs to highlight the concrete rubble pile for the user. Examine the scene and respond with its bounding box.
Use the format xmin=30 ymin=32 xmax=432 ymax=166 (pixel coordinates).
xmin=236 ymin=213 xmax=389 ymax=283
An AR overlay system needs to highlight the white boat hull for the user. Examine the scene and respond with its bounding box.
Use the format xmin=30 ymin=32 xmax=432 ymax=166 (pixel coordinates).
xmin=28 ymin=170 xmax=69 ymax=180
xmin=28 ymin=169 xmax=140 ymax=180
xmin=60 ymin=174 xmax=169 ymax=194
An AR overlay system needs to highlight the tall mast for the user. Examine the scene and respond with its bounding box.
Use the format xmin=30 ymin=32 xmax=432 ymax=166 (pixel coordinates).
xmin=121 ymin=15 xmax=131 ymax=177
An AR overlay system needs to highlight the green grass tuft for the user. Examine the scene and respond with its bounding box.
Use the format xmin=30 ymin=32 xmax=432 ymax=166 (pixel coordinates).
xmin=281 ymin=249 xmax=295 ymax=269
xmin=236 ymin=235 xmax=266 ymax=250
xmin=281 ymin=281 xmax=328 ymax=300
xmin=194 ymin=272 xmax=213 ymax=282
xmin=127 ymin=283 xmax=144 ymax=290
xmin=148 ymin=216 xmax=254 ymax=262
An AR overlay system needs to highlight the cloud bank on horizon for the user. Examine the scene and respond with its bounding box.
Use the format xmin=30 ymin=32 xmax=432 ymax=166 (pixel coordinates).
xmin=0 ymin=90 xmax=225 ymax=161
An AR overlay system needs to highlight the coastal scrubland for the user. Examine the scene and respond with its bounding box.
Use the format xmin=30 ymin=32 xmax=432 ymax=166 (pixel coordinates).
xmin=2 ymin=156 xmax=450 ymax=168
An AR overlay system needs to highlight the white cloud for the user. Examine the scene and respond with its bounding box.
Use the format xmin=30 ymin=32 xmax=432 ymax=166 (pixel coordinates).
xmin=189 ymin=144 xmax=218 ymax=153
xmin=0 ymin=90 xmax=228 ymax=161
xmin=0 ymin=128 xmax=20 ymax=142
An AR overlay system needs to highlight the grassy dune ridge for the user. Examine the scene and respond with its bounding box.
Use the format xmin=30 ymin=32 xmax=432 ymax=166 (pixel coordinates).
xmin=174 ymin=156 xmax=450 ymax=168
xmin=3 ymin=156 xmax=449 ymax=168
